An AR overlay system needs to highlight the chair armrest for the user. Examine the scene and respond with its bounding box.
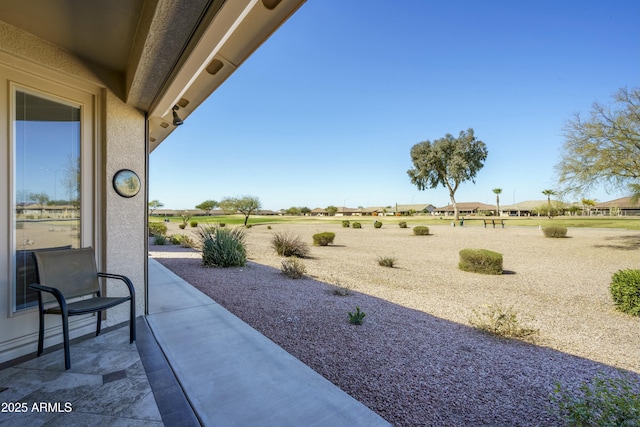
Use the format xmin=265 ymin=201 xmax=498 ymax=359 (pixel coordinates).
xmin=28 ymin=283 xmax=68 ymax=313
xmin=97 ymin=272 xmax=136 ymax=298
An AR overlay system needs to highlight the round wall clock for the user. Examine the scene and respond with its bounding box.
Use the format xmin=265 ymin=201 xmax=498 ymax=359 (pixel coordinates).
xmin=113 ymin=169 xmax=141 ymax=198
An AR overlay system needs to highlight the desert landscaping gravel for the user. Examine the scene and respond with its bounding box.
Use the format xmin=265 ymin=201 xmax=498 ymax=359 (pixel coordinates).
xmin=150 ymin=221 xmax=640 ymax=426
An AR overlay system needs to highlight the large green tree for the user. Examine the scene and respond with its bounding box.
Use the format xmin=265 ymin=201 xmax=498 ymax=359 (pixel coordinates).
xmin=196 ymin=199 xmax=218 ymax=216
xmin=219 ymin=195 xmax=261 ymax=226
xmin=148 ymin=199 xmax=163 ymax=215
xmin=407 ymin=128 xmax=488 ymax=220
xmin=556 ymin=87 xmax=640 ymax=197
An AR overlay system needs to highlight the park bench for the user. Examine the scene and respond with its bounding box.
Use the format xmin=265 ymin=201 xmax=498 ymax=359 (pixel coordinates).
xmin=483 ymin=219 xmax=505 ymax=228
xmin=29 ymin=247 xmax=136 ymax=369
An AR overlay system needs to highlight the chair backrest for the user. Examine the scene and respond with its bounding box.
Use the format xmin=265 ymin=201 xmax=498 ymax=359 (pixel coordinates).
xmin=16 ymin=245 xmax=73 ymax=310
xmin=33 ymin=247 xmax=100 ymax=304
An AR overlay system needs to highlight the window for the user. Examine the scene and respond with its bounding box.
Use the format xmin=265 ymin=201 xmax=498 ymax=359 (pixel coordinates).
xmin=12 ymin=89 xmax=82 ymax=312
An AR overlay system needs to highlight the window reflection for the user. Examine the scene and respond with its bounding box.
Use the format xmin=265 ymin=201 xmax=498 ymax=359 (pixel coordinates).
xmin=13 ymin=90 xmax=81 ymax=312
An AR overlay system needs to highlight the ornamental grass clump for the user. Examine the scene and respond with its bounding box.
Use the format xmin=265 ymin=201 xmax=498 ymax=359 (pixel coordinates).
xmin=610 ymin=269 xmax=640 ymax=316
xmin=413 ymin=226 xmax=429 ymax=235
xmin=153 ymin=234 xmax=167 ymax=245
xmin=377 ymin=256 xmax=397 ymax=268
xmin=271 ymin=231 xmax=309 ymax=258
xmin=281 ymin=257 xmax=306 ymax=279
xmin=470 ymin=303 xmax=538 ymax=341
xmin=459 ymin=248 xmax=503 ymax=275
xmin=199 ymin=226 xmax=247 ymax=267
xmin=542 ymin=226 xmax=568 ymax=238
xmin=312 ymin=232 xmax=335 ymax=246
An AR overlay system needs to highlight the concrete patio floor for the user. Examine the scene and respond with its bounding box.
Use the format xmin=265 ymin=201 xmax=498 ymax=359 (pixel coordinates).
xmin=0 ymin=258 xmax=390 ymax=426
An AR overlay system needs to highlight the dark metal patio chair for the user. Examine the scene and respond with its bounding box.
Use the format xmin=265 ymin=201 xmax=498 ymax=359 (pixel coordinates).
xmin=29 ymin=247 xmax=136 ymax=369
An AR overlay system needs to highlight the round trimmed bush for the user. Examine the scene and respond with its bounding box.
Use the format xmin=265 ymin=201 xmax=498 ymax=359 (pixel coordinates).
xmin=373 ymin=221 xmax=382 ymax=229
xmin=399 ymin=221 xmax=407 ymax=228
xmin=313 ymin=232 xmax=336 ymax=246
xmin=542 ymin=226 xmax=567 ymax=238
xmin=413 ymin=226 xmax=429 ymax=235
xmin=352 ymin=222 xmax=362 ymax=229
xmin=190 ymin=221 xmax=198 ymax=228
xmin=459 ymin=249 xmax=503 ymax=275
xmin=610 ymin=269 xmax=640 ymax=316
xmin=342 ymin=220 xmax=350 ymax=228
xmin=148 ymin=222 xmax=167 ymax=236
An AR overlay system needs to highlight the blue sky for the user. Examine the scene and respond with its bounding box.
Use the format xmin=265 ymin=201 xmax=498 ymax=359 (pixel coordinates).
xmin=150 ymin=0 xmax=640 ymax=211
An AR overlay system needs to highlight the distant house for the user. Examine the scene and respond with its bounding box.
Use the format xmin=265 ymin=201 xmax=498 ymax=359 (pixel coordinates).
xmin=594 ymin=197 xmax=640 ymax=216
xmin=361 ymin=206 xmax=385 ymax=216
xmin=500 ymin=200 xmax=580 ymax=217
xmin=500 ymin=200 xmax=549 ymax=217
xmin=335 ymin=207 xmax=361 ymax=216
xmin=391 ymin=204 xmax=435 ymax=216
xmin=434 ymin=202 xmax=497 ymax=216
xmin=311 ymin=207 xmax=328 ymax=216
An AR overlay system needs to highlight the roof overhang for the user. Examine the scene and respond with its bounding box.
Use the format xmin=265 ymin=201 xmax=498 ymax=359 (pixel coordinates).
xmin=147 ymin=0 xmax=306 ymax=151
xmin=0 ymin=0 xmax=306 ymax=152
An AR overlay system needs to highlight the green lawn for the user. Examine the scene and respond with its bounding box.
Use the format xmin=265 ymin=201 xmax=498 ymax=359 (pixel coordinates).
xmin=149 ymin=214 xmax=640 ymax=230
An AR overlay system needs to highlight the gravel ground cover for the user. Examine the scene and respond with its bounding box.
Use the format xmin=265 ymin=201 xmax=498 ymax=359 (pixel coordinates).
xmin=150 ymin=221 xmax=640 ymax=426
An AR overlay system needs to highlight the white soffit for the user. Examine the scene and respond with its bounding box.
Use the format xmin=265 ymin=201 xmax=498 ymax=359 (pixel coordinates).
xmin=148 ymin=0 xmax=306 ymax=152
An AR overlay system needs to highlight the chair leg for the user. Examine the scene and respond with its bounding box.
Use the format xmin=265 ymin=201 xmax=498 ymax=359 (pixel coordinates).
xmin=62 ymin=315 xmax=71 ymax=370
xmin=129 ymin=301 xmax=136 ymax=343
xmin=37 ymin=310 xmax=45 ymax=356
xmin=96 ymin=311 xmax=102 ymax=336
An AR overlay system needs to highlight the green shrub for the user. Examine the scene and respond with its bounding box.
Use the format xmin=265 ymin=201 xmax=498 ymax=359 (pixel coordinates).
xmin=271 ymin=231 xmax=309 ymax=257
xmin=542 ymin=226 xmax=568 ymax=238
xmin=413 ymin=226 xmax=429 ymax=235
xmin=170 ymin=234 xmax=195 ymax=248
xmin=377 ymin=256 xmax=396 ymax=268
xmin=550 ymin=372 xmax=640 ymax=426
xmin=281 ymin=257 xmax=306 ymax=279
xmin=178 ymin=223 xmax=186 ymax=230
xmin=153 ymin=234 xmax=167 ymax=245
xmin=267 ymin=225 xmax=272 ymax=229
xmin=459 ymin=249 xmax=503 ymax=275
xmin=190 ymin=220 xmax=198 ymax=228
xmin=348 ymin=307 xmax=366 ymax=325
xmin=149 ymin=222 xmax=167 ymax=236
xmin=398 ymin=221 xmax=407 ymax=228
xmin=610 ymin=269 xmax=640 ymax=316
xmin=342 ymin=220 xmax=350 ymax=228
xmin=373 ymin=221 xmax=382 ymax=229
xmin=352 ymin=222 xmax=362 ymax=229
xmin=313 ymin=232 xmax=336 ymax=246
xmin=199 ymin=226 xmax=247 ymax=267
xmin=218 ymin=222 xmax=226 ymax=227
xmin=469 ymin=303 xmax=538 ymax=341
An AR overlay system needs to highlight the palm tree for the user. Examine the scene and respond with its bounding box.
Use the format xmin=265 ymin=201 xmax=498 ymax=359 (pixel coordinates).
xmin=492 ymin=188 xmax=502 ymax=216
xmin=542 ymin=189 xmax=556 ymax=218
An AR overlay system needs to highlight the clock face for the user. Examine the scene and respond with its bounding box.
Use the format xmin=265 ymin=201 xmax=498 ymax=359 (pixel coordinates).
xmin=113 ymin=169 xmax=141 ymax=198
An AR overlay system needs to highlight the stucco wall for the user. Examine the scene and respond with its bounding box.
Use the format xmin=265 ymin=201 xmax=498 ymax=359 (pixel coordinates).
xmin=102 ymin=92 xmax=146 ymax=324
xmin=0 ymin=21 xmax=146 ymax=359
